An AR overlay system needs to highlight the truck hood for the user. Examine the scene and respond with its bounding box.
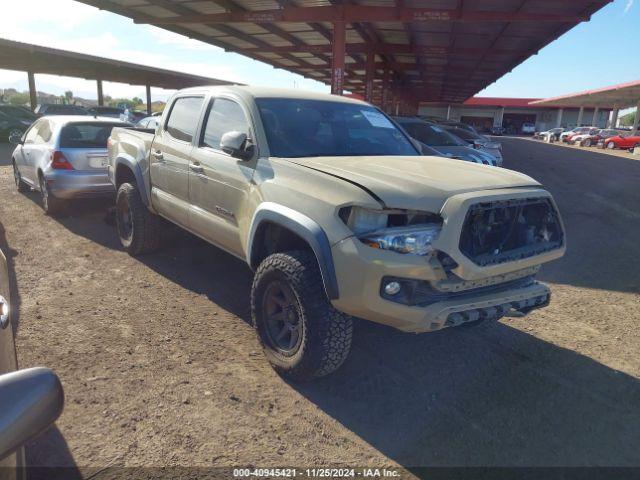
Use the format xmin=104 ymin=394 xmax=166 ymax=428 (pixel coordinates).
xmin=286 ymin=155 xmax=540 ymax=212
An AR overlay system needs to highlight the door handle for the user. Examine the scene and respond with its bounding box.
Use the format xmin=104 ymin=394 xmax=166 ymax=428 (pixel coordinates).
xmin=151 ymin=150 xmax=164 ymax=161
xmin=189 ymin=164 xmax=204 ymax=173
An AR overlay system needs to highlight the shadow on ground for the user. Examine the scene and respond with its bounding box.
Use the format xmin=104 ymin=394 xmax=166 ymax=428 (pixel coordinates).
xmin=25 ymin=426 xmax=81 ymax=480
xmin=134 ymin=232 xmax=640 ymax=467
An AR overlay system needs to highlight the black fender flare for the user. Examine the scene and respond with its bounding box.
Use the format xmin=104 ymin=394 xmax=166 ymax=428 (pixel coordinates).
xmin=114 ymin=158 xmax=150 ymax=207
xmin=247 ymin=203 xmax=340 ymax=300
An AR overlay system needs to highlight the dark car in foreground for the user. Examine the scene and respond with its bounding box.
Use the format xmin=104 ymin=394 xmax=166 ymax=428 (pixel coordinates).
xmin=439 ymin=124 xmax=503 ymax=166
xmin=0 ymin=247 xmax=64 ymax=475
xmin=0 ymin=105 xmax=37 ymax=142
xmin=394 ymin=117 xmax=499 ymax=166
xmin=35 ymin=104 xmax=90 ymax=117
xmin=88 ymin=106 xmax=125 ymax=118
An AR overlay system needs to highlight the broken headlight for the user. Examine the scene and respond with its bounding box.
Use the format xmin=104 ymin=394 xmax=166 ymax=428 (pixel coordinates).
xmin=341 ymin=206 xmax=442 ymax=256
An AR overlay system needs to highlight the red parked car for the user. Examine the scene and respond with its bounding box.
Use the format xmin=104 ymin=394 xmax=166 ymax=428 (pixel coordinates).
xmin=599 ymin=132 xmax=640 ymax=150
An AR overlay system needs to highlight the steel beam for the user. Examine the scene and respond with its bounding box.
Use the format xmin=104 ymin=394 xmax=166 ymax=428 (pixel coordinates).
xmin=27 ymin=71 xmax=37 ymax=112
xmin=331 ymin=21 xmax=346 ymax=95
xmin=146 ymin=84 xmax=152 ymax=114
xmin=136 ymin=6 xmax=588 ymax=24
xmin=97 ymin=79 xmax=104 ymax=106
xmin=364 ymin=51 xmax=375 ymax=103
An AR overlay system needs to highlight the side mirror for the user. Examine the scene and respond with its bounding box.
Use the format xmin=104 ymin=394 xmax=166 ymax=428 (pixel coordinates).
xmin=220 ymin=131 xmax=253 ymax=160
xmin=8 ymin=132 xmax=23 ymax=145
xmin=0 ymin=367 xmax=64 ymax=460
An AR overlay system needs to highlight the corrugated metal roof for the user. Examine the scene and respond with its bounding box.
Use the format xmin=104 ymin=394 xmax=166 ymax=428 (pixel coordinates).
xmin=531 ymin=80 xmax=640 ymax=109
xmin=74 ymin=0 xmax=611 ymax=103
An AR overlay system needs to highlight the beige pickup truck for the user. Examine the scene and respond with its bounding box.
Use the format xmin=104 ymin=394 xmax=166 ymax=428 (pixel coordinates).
xmin=107 ymin=86 xmax=566 ymax=381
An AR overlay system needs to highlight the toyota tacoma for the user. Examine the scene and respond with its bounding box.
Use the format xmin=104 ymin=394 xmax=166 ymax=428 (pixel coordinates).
xmin=107 ymin=86 xmax=566 ymax=381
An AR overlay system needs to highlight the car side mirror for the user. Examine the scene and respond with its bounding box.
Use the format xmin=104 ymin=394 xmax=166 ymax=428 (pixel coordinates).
xmin=220 ymin=131 xmax=253 ymax=160
xmin=0 ymin=367 xmax=64 ymax=461
xmin=8 ymin=132 xmax=23 ymax=145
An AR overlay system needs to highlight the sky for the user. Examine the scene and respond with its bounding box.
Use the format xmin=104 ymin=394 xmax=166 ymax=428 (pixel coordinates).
xmin=0 ymin=0 xmax=638 ymax=103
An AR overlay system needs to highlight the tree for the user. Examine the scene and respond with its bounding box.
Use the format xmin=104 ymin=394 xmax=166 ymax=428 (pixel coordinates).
xmin=132 ymin=97 xmax=143 ymax=105
xmin=64 ymin=90 xmax=73 ymax=104
xmin=8 ymin=92 xmax=30 ymax=106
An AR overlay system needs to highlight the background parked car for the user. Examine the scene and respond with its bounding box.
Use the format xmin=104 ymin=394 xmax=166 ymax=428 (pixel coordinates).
xmin=35 ymin=104 xmax=90 ymax=116
xmin=394 ymin=117 xmax=499 ymax=166
xmin=0 ymin=105 xmax=37 ymax=142
xmin=0 ymin=247 xmax=64 ymax=475
xmin=568 ymin=127 xmax=600 ymax=145
xmin=576 ymin=129 xmax=620 ymax=147
xmin=599 ymin=132 xmax=640 ymax=150
xmin=10 ymin=116 xmax=129 ymax=214
xmin=439 ymin=124 xmax=503 ymax=166
xmin=87 ymin=106 xmax=125 ymax=118
xmin=521 ymin=122 xmax=536 ymax=135
xmin=560 ymin=126 xmax=593 ymax=142
xmin=535 ymin=127 xmax=564 ymax=142
xmin=135 ymin=116 xmax=160 ymax=130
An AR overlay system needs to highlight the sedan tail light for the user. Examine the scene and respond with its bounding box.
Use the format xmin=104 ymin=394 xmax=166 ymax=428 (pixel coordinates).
xmin=50 ymin=151 xmax=74 ymax=170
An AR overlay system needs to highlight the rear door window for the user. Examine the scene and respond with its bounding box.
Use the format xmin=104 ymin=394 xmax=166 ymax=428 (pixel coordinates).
xmin=165 ymin=96 xmax=204 ymax=143
xmin=59 ymin=122 xmax=127 ymax=148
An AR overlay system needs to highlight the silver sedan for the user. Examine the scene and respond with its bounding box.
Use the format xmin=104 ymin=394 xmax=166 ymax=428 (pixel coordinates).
xmin=10 ymin=116 xmax=129 ymax=214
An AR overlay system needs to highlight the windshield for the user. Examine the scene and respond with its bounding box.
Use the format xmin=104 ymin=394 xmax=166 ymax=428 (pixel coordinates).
xmin=255 ymin=98 xmax=418 ymax=158
xmin=399 ymin=121 xmax=467 ymax=147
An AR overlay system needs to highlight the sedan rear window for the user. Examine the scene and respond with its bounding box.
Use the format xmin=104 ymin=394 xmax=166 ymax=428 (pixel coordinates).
xmin=59 ymin=122 xmax=127 ymax=148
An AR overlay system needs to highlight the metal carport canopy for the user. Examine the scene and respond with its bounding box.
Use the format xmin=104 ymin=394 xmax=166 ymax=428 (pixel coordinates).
xmin=0 ymin=37 xmax=236 ymax=90
xmin=530 ymin=79 xmax=640 ymax=109
xmin=76 ymin=0 xmax=610 ymax=110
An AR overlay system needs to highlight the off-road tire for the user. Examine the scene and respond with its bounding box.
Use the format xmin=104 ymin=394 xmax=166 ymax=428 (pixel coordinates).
xmin=115 ymin=182 xmax=163 ymax=255
xmin=13 ymin=161 xmax=29 ymax=193
xmin=39 ymin=174 xmax=64 ymax=215
xmin=251 ymin=250 xmax=353 ymax=381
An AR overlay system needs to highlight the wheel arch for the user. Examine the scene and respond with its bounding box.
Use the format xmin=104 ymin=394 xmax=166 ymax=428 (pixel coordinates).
xmin=247 ymin=203 xmax=340 ymax=300
xmin=114 ymin=158 xmax=150 ymax=207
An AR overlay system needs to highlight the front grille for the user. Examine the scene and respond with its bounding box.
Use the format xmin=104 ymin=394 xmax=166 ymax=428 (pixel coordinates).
xmin=459 ymin=197 xmax=563 ymax=266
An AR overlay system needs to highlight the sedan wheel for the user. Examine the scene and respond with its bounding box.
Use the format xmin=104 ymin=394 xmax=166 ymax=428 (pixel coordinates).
xmin=12 ymin=162 xmax=29 ymax=192
xmin=584 ymin=139 xmax=591 ymax=147
xmin=39 ymin=175 xmax=63 ymax=215
xmin=607 ymin=141 xmax=616 ymax=149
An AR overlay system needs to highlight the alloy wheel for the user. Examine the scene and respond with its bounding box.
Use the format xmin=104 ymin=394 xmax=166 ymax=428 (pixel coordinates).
xmin=39 ymin=177 xmax=48 ymax=211
xmin=262 ymin=281 xmax=303 ymax=355
xmin=117 ymin=197 xmax=134 ymax=243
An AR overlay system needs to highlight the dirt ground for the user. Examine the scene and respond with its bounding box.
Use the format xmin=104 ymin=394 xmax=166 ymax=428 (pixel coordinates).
xmin=0 ymin=138 xmax=638 ymax=476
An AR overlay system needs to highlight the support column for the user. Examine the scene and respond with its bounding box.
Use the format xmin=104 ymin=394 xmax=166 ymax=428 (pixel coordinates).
xmin=556 ymin=108 xmax=564 ymax=128
xmin=591 ymin=107 xmax=600 ymax=127
xmin=146 ymin=84 xmax=152 ymax=114
xmin=495 ymin=107 xmax=505 ymax=127
xmin=609 ymin=108 xmax=619 ymax=128
xmin=446 ymin=104 xmax=452 ymax=120
xmin=364 ymin=51 xmax=375 ymax=103
xmin=27 ymin=71 xmax=37 ymax=112
xmin=632 ymin=101 xmax=640 ymax=134
xmin=382 ymin=69 xmax=390 ymax=113
xmin=577 ymin=106 xmax=584 ymax=126
xmin=97 ymin=79 xmax=104 ymax=106
xmin=331 ymin=21 xmax=346 ymax=96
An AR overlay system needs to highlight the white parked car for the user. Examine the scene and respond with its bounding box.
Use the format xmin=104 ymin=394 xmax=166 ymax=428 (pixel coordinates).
xmin=521 ymin=122 xmax=536 ymax=135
